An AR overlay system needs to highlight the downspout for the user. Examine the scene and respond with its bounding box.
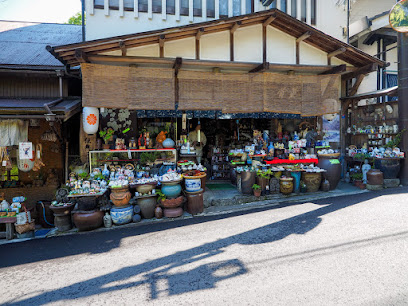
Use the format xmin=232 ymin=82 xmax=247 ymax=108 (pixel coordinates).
xmin=82 ymin=0 xmax=85 ymax=42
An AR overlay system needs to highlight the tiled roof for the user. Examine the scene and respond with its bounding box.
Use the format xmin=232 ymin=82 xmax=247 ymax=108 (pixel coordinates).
xmin=0 ymin=21 xmax=82 ymax=67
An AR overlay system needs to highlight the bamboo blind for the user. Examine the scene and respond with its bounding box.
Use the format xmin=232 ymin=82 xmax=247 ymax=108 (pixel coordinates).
xmin=81 ymin=63 xmax=175 ymax=110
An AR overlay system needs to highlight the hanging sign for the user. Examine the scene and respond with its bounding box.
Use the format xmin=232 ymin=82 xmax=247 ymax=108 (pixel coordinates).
xmin=390 ymin=0 xmax=408 ymax=33
xmin=19 ymin=142 xmax=33 ymax=160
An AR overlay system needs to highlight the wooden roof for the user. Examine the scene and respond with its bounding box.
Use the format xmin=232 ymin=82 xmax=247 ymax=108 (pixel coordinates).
xmin=49 ymin=9 xmax=386 ymax=69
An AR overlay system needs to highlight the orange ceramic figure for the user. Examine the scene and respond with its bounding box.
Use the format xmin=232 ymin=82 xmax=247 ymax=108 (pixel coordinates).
xmin=156 ymin=131 xmax=167 ymax=148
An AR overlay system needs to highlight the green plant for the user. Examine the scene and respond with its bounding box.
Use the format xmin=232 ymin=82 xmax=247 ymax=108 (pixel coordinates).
xmin=78 ymin=172 xmax=89 ymax=180
xmin=252 ymin=184 xmax=261 ymax=190
xmin=385 ymin=129 xmax=406 ymax=148
xmin=156 ymin=190 xmax=166 ymax=202
xmin=99 ymin=128 xmax=114 ymax=144
xmin=350 ymin=173 xmax=363 ymax=181
xmin=140 ymin=152 xmax=160 ymax=165
xmin=256 ymin=170 xmax=271 ymax=179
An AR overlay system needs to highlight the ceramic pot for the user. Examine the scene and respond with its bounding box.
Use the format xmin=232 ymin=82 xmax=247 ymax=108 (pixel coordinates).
xmin=318 ymin=156 xmax=341 ymax=190
xmin=50 ymin=203 xmax=75 ymax=216
xmin=161 ymin=183 xmax=182 ymax=199
xmin=162 ymin=138 xmax=175 ymax=148
xmin=72 ymin=210 xmax=104 ymax=231
xmin=135 ymin=183 xmax=155 ymax=195
xmin=269 ymin=176 xmax=280 ymax=194
xmin=163 ymin=207 xmax=183 ymax=218
xmin=280 ymin=178 xmax=294 ymax=195
xmin=253 ymin=189 xmax=261 ymax=197
xmin=110 ymin=205 xmax=133 ymax=225
xmin=374 ymin=158 xmax=400 ymax=179
xmin=302 ymin=172 xmax=322 ymax=193
xmin=367 ymin=169 xmax=384 ymax=185
xmin=110 ymin=186 xmax=131 ymax=207
xmin=103 ymin=212 xmax=112 ymax=227
xmin=138 ymin=194 xmax=158 ymax=219
xmin=184 ymin=178 xmax=201 ymax=193
xmin=185 ymin=189 xmax=204 ymax=215
xmin=155 ymin=206 xmax=163 ymax=219
xmin=321 ymin=179 xmax=330 ymax=192
xmin=290 ymin=172 xmax=301 ymax=193
xmin=160 ymin=196 xmax=185 ymax=208
xmin=241 ymin=171 xmax=256 ymax=195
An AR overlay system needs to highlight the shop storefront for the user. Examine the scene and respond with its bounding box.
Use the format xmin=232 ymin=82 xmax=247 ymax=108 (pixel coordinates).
xmin=37 ymin=9 xmax=387 ymax=233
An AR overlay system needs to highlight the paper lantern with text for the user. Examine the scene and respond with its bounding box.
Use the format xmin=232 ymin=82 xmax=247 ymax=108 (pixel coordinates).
xmin=83 ymin=107 xmax=99 ymax=135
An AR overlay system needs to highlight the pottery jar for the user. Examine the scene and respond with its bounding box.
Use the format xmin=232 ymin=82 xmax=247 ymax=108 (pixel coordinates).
xmin=155 ymin=206 xmax=163 ymax=219
xmin=138 ymin=195 xmax=158 ymax=219
xmin=110 ymin=186 xmax=131 ymax=207
xmin=103 ymin=212 xmax=112 ymax=227
xmin=110 ymin=205 xmax=133 ymax=225
xmin=279 ymin=177 xmax=294 ymax=195
xmin=367 ymin=169 xmax=384 ymax=186
xmin=184 ymin=178 xmax=202 ymax=193
xmin=301 ymin=172 xmax=322 ymax=193
xmin=317 ymin=156 xmax=341 ymax=190
xmin=161 ymin=183 xmax=182 ymax=199
xmin=73 ymin=210 xmax=104 ymax=231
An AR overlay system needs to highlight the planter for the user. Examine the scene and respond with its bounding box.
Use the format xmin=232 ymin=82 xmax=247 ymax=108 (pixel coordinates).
xmin=367 ymin=169 xmax=384 ymax=186
xmin=280 ymin=177 xmax=294 ymax=195
xmin=161 ymin=183 xmax=182 ymax=199
xmin=354 ymin=180 xmax=366 ymax=189
xmin=253 ymin=189 xmax=261 ymax=197
xmin=160 ymin=196 xmax=185 ymax=208
xmin=269 ymin=176 xmax=280 ymax=194
xmin=135 ymin=183 xmax=156 ymax=195
xmin=318 ymin=156 xmax=341 ymax=190
xmin=301 ymin=172 xmax=322 ymax=193
xmin=374 ymin=158 xmax=400 ymax=179
xmin=137 ymin=194 xmax=158 ymax=219
xmin=50 ymin=203 xmax=75 ymax=216
xmin=185 ymin=189 xmax=204 ymax=215
xmin=102 ymin=144 xmax=110 ymax=150
xmin=110 ymin=205 xmax=133 ymax=225
xmin=241 ymin=171 xmax=256 ymax=195
xmin=110 ymin=186 xmax=131 ymax=207
xmin=72 ymin=210 xmax=104 ymax=231
xmin=163 ymin=207 xmax=183 ymax=218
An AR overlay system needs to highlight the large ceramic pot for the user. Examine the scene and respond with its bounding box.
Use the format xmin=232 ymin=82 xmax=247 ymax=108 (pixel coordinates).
xmin=135 ymin=183 xmax=156 ymax=195
xmin=72 ymin=210 xmax=104 ymax=231
xmin=280 ymin=177 xmax=294 ymax=195
xmin=110 ymin=205 xmax=133 ymax=225
xmin=161 ymin=183 xmax=182 ymax=199
xmin=302 ymin=172 xmax=322 ymax=193
xmin=367 ymin=169 xmax=384 ymax=185
xmin=110 ymin=186 xmax=131 ymax=207
xmin=374 ymin=158 xmax=400 ymax=179
xmin=185 ymin=189 xmax=204 ymax=215
xmin=241 ymin=171 xmax=256 ymax=195
xmin=318 ymin=156 xmax=341 ymax=190
xmin=137 ymin=194 xmax=158 ymax=219
xmin=160 ymin=196 xmax=185 ymax=208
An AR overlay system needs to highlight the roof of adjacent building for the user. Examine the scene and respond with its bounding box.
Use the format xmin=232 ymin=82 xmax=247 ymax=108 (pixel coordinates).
xmin=0 ymin=21 xmax=82 ymax=69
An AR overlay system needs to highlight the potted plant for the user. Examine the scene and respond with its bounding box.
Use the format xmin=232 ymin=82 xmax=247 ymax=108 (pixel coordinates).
xmin=252 ymin=184 xmax=261 ymax=197
xmin=350 ymin=173 xmax=365 ymax=189
xmin=256 ymin=170 xmax=270 ymax=195
xmin=99 ymin=128 xmax=114 ymax=150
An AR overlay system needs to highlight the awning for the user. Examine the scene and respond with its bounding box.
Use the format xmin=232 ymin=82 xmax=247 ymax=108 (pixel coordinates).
xmin=0 ymin=98 xmax=81 ymax=121
xmin=341 ymin=86 xmax=398 ymax=101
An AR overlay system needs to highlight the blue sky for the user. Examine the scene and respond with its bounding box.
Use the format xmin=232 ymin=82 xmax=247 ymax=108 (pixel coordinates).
xmin=0 ymin=0 xmax=82 ymax=23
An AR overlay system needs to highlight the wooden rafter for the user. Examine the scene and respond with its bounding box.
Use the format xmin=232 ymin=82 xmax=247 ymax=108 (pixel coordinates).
xmin=230 ymin=21 xmax=241 ymax=34
xmin=159 ymin=35 xmax=165 ymax=58
xmin=342 ymin=63 xmax=378 ymax=80
xmin=319 ymin=64 xmax=347 ymax=75
xmin=74 ymin=49 xmax=89 ymax=63
xmin=348 ymin=74 xmax=365 ymax=96
xmin=327 ymin=47 xmax=346 ymax=65
xmin=296 ymin=32 xmax=311 ymax=43
xmin=263 ymin=13 xmax=277 ymax=27
xmin=119 ymin=40 xmax=127 ymax=56
xmin=249 ymin=62 xmax=269 ymax=73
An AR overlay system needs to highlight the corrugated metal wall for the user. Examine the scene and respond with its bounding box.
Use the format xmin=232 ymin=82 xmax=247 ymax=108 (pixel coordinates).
xmin=0 ymin=76 xmax=68 ymax=98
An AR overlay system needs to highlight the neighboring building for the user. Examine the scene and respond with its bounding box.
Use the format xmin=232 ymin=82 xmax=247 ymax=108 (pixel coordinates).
xmin=0 ymin=21 xmax=82 ymax=207
xmin=348 ymin=0 xmax=397 ymax=99
xmin=84 ymin=0 xmax=347 ymax=41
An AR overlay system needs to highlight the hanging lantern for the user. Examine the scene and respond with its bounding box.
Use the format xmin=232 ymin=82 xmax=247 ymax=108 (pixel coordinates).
xmin=17 ymin=151 xmax=35 ymax=172
xmin=83 ymin=107 xmax=99 ymax=135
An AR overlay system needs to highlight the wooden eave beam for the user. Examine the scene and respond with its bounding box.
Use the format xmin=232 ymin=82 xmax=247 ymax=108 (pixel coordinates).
xmin=196 ymin=28 xmax=204 ymax=40
xmin=342 ymin=63 xmax=378 ymax=80
xmin=173 ymin=57 xmax=182 ymax=75
xmin=230 ymin=21 xmax=241 ymax=34
xmin=263 ymin=13 xmax=277 ymax=27
xmin=328 ymin=47 xmax=347 ymax=59
xmin=319 ymin=64 xmax=347 ymax=75
xmin=249 ymin=62 xmax=269 ymax=73
xmin=74 ymin=49 xmax=89 ymax=63
xmin=348 ymin=74 xmax=365 ymax=96
xmin=159 ymin=35 xmax=165 ymax=58
xmin=296 ymin=31 xmax=311 ymax=43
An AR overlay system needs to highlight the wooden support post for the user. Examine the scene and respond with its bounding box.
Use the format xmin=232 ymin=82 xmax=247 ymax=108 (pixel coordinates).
xmin=327 ymin=47 xmax=347 ymax=65
xmin=119 ymin=41 xmax=127 ymax=56
xmin=230 ymin=22 xmax=241 ymax=62
xmin=196 ymin=28 xmax=204 ymax=60
xmin=348 ymin=74 xmax=365 ymax=96
xmin=173 ymin=57 xmax=182 ymax=110
xmin=342 ymin=63 xmax=378 ymax=81
xmin=159 ymin=35 xmax=165 ymax=58
xmin=295 ymin=32 xmax=310 ymax=65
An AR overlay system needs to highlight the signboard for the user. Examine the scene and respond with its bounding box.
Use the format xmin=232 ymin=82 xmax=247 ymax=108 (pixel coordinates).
xmin=390 ymin=0 xmax=408 ymax=33
xmin=19 ymin=142 xmax=33 ymax=160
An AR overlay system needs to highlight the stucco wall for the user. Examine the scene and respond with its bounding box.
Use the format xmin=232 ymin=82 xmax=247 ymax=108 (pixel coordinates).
xmin=165 ymin=37 xmax=195 ymax=58
xmin=234 ymin=25 xmax=262 ymax=63
xmin=201 ymin=31 xmax=230 ymax=61
xmin=267 ymin=27 xmax=295 ymax=64
xmin=350 ymin=0 xmax=395 ymax=23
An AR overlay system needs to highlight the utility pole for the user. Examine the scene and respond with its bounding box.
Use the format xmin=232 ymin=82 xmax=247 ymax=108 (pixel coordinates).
xmin=347 ymin=0 xmax=350 ymax=44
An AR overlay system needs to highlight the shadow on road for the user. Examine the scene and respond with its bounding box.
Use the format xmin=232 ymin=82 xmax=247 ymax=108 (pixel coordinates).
xmin=2 ymin=187 xmax=407 ymax=305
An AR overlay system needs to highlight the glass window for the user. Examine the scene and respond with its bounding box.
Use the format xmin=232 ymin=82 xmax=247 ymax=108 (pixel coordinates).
xmin=219 ymin=0 xmax=228 ymax=18
xmin=167 ymin=0 xmax=175 ymax=14
xmin=181 ymin=0 xmax=188 ymax=15
xmin=246 ymin=0 xmax=252 ymax=14
xmin=291 ymin=0 xmax=296 ymax=17
xmin=207 ymin=0 xmax=215 ymax=17
xmin=280 ymin=0 xmax=286 ymax=13
xmin=194 ymin=0 xmax=202 ymax=16
xmin=233 ymin=0 xmax=241 ymax=16
xmin=311 ymin=0 xmax=316 ymax=24
xmin=270 ymin=1 xmax=276 ymax=9
xmin=301 ymin=0 xmax=306 ymax=22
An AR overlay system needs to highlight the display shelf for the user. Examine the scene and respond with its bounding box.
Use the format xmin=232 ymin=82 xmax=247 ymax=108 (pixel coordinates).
xmin=265 ymin=158 xmax=319 ymax=165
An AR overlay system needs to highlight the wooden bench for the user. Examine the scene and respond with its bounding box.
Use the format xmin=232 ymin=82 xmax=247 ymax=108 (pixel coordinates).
xmin=0 ymin=217 xmax=17 ymax=240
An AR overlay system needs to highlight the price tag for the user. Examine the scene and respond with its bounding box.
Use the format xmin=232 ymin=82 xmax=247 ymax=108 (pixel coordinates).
xmin=2 ymin=160 xmax=6 ymax=166
xmin=329 ymin=159 xmax=340 ymax=164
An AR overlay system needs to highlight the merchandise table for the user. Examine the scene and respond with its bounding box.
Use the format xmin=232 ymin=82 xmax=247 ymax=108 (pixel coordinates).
xmin=264 ymin=158 xmax=319 ymax=165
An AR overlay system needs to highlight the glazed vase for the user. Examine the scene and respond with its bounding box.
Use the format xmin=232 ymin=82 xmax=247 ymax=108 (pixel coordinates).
xmin=103 ymin=212 xmax=112 ymax=227
xmin=290 ymin=172 xmax=301 ymax=193
xmin=317 ymin=156 xmax=341 ymax=190
xmin=161 ymin=183 xmax=182 ymax=199
xmin=184 ymin=178 xmax=202 ymax=193
xmin=162 ymin=138 xmax=175 ymax=148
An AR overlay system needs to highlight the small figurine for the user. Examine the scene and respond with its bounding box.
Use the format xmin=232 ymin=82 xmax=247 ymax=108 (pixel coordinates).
xmin=138 ymin=133 xmax=146 ymax=149
xmin=156 ymin=131 xmax=167 ymax=149
xmin=129 ymin=137 xmax=137 ymax=149
xmin=146 ymin=132 xmax=151 ymax=148
xmin=362 ymin=159 xmax=371 ymax=184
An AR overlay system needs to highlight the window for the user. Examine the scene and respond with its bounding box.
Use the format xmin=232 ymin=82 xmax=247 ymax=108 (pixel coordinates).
xmin=1 ymin=164 xmax=19 ymax=182
xmin=280 ymin=0 xmax=287 ymax=13
xmin=291 ymin=0 xmax=297 ymax=17
xmin=301 ymin=0 xmax=306 ymax=22
xmin=311 ymin=0 xmax=316 ymax=25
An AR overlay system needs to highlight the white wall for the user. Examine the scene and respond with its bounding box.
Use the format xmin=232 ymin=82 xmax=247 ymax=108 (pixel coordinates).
xmin=315 ymin=1 xmax=347 ymax=41
xmin=164 ymin=37 xmax=195 ymax=58
xmin=350 ymin=0 xmax=395 ymax=23
xmin=234 ymin=25 xmax=262 ymax=63
xmin=267 ymin=27 xmax=295 ymax=64
xmin=200 ymin=31 xmax=230 ymax=61
xmin=299 ymin=42 xmax=327 ymax=65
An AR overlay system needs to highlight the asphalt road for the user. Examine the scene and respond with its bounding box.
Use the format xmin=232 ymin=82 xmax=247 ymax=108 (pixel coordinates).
xmin=1 ymin=187 xmax=408 ymax=305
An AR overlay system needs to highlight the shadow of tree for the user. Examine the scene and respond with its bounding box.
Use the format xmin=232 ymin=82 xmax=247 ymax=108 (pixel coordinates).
xmin=3 ymin=188 xmax=407 ymax=305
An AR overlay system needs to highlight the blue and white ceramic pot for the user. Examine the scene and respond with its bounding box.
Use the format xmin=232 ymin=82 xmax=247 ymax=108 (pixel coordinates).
xmin=184 ymin=178 xmax=201 ymax=192
xmin=110 ymin=205 xmax=133 ymax=225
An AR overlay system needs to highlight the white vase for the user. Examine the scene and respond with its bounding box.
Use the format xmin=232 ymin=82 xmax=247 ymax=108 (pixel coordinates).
xmin=162 ymin=138 xmax=175 ymax=148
